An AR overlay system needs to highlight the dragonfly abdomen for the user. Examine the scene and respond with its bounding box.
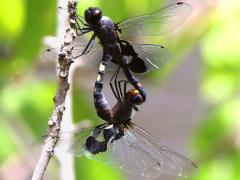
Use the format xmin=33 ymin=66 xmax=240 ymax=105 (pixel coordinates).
xmin=94 ymin=52 xmax=113 ymax=121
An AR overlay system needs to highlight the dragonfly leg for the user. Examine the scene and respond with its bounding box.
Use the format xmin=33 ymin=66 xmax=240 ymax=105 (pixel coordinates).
xmin=81 ymin=34 xmax=96 ymax=55
xmin=76 ymin=14 xmax=89 ymax=27
xmin=113 ymin=68 xmax=126 ymax=100
xmin=113 ymin=66 xmax=123 ymax=102
xmin=75 ymin=15 xmax=91 ymax=35
xmin=94 ymin=50 xmax=113 ymax=121
xmin=72 ymin=34 xmax=96 ymax=59
xmin=110 ymin=66 xmax=121 ymax=102
xmin=118 ymin=80 xmax=129 ymax=98
xmin=121 ymin=56 xmax=146 ymax=102
xmin=76 ymin=29 xmax=91 ymax=36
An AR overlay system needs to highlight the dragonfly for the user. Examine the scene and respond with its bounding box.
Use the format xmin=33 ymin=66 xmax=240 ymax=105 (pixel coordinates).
xmin=46 ymin=2 xmax=192 ymax=123
xmin=47 ymin=2 xmax=192 ymax=99
xmin=67 ymin=1 xmax=192 ymax=119
xmin=57 ymin=67 xmax=197 ymax=177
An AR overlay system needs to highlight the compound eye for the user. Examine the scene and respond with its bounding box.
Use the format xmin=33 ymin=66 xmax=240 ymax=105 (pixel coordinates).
xmin=84 ymin=8 xmax=93 ymax=24
xmin=131 ymin=94 xmax=144 ymax=105
xmin=84 ymin=7 xmax=102 ymax=25
xmin=94 ymin=9 xmax=102 ymax=17
xmin=127 ymin=89 xmax=144 ymax=105
xmin=93 ymin=8 xmax=102 ymax=23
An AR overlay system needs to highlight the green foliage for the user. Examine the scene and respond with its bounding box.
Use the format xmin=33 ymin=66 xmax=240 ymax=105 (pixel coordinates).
xmin=0 ymin=0 xmax=57 ymax=166
xmin=192 ymin=1 xmax=240 ymax=180
xmin=193 ymin=100 xmax=240 ymax=158
xmin=201 ymin=3 xmax=240 ymax=103
xmin=75 ymin=157 xmax=124 ymax=180
xmin=0 ymin=80 xmax=55 ymax=165
xmin=0 ymin=0 xmax=56 ymax=78
xmin=0 ymin=122 xmax=17 ymax=162
xmin=0 ymin=0 xmax=24 ymax=38
xmin=1 ymin=80 xmax=55 ymax=135
xmin=72 ymin=87 xmax=99 ymax=124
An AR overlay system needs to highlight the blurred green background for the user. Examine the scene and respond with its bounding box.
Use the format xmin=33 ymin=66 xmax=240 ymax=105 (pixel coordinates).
xmin=0 ymin=0 xmax=240 ymax=180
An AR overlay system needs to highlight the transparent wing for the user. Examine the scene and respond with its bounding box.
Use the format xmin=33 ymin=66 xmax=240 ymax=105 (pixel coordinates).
xmin=109 ymin=129 xmax=163 ymax=177
xmin=128 ymin=123 xmax=198 ymax=177
xmin=125 ymin=42 xmax=172 ymax=74
xmin=117 ymin=2 xmax=192 ymax=37
xmin=67 ymin=123 xmax=197 ymax=177
xmin=43 ymin=44 xmax=125 ymax=73
xmin=43 ymin=44 xmax=87 ymax=61
xmin=72 ymin=127 xmax=162 ymax=177
xmin=43 ymin=44 xmax=102 ymax=71
xmin=103 ymin=41 xmax=172 ymax=74
xmin=43 ymin=41 xmax=172 ymax=75
xmin=44 ymin=37 xmax=171 ymax=74
xmin=57 ymin=126 xmax=96 ymax=157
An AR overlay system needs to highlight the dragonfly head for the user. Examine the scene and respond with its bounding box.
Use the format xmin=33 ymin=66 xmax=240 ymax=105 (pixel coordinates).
xmin=84 ymin=7 xmax=102 ymax=26
xmin=126 ymin=89 xmax=144 ymax=106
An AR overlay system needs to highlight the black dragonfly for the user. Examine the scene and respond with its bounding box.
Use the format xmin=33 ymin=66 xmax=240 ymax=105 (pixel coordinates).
xmin=46 ymin=2 xmax=192 ymax=122
xmin=68 ymin=1 xmax=193 ymax=119
xmin=57 ymin=68 xmax=197 ymax=178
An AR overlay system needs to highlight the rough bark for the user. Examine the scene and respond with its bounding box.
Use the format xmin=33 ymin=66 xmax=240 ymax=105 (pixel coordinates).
xmin=31 ymin=1 xmax=77 ymax=179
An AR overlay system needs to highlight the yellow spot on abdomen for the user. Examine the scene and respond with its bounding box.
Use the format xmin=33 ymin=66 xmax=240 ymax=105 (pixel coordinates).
xmin=99 ymin=63 xmax=105 ymax=72
xmin=96 ymin=75 xmax=101 ymax=82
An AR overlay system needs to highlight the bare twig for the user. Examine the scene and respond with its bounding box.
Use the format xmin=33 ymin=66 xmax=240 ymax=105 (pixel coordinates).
xmin=31 ymin=1 xmax=78 ymax=179
xmin=57 ymin=64 xmax=78 ymax=180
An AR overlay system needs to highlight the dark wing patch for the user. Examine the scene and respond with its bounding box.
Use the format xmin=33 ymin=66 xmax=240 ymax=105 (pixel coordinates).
xmin=120 ymin=40 xmax=172 ymax=74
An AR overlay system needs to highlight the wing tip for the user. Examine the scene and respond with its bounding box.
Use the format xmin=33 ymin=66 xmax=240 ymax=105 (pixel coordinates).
xmin=175 ymin=1 xmax=193 ymax=13
xmin=191 ymin=161 xmax=198 ymax=169
xmin=176 ymin=2 xmax=184 ymax=5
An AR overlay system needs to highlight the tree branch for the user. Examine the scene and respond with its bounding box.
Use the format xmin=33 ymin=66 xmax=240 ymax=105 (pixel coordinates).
xmin=31 ymin=1 xmax=78 ymax=179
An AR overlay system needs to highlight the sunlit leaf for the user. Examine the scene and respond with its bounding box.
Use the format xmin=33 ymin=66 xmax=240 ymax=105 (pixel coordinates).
xmin=75 ymin=157 xmax=124 ymax=180
xmin=1 ymin=81 xmax=55 ymax=136
xmin=0 ymin=0 xmax=25 ymax=38
xmin=0 ymin=0 xmax=57 ymax=80
xmin=72 ymin=87 xmax=99 ymax=124
xmin=0 ymin=122 xmax=17 ymax=163
xmin=202 ymin=72 xmax=237 ymax=103
xmin=194 ymin=158 xmax=234 ymax=180
xmin=202 ymin=2 xmax=240 ymax=70
xmin=193 ymin=99 xmax=240 ymax=157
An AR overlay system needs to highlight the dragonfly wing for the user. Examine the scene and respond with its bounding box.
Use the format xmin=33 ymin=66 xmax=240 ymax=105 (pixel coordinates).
xmin=57 ymin=126 xmax=96 ymax=157
xmin=117 ymin=2 xmax=192 ymax=37
xmin=83 ymin=123 xmax=194 ymax=177
xmin=74 ymin=128 xmax=162 ymax=177
xmin=43 ymin=42 xmax=102 ymax=71
xmin=121 ymin=41 xmax=172 ymax=74
xmin=128 ymin=123 xmax=197 ymax=177
xmin=109 ymin=130 xmax=163 ymax=177
xmin=58 ymin=122 xmax=197 ymax=177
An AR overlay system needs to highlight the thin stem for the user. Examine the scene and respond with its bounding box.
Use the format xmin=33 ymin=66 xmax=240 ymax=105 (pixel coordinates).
xmin=31 ymin=1 xmax=78 ymax=180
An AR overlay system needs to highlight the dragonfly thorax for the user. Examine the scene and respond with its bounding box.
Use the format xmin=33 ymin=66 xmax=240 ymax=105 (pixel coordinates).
xmin=102 ymin=16 xmax=112 ymax=21
xmin=97 ymin=17 xmax=118 ymax=45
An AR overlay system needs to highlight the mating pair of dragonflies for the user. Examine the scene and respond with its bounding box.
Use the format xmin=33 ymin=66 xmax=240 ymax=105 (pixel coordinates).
xmin=51 ymin=1 xmax=197 ymax=178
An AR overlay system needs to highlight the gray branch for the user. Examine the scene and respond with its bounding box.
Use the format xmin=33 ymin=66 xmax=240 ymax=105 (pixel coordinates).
xmin=31 ymin=1 xmax=78 ymax=179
